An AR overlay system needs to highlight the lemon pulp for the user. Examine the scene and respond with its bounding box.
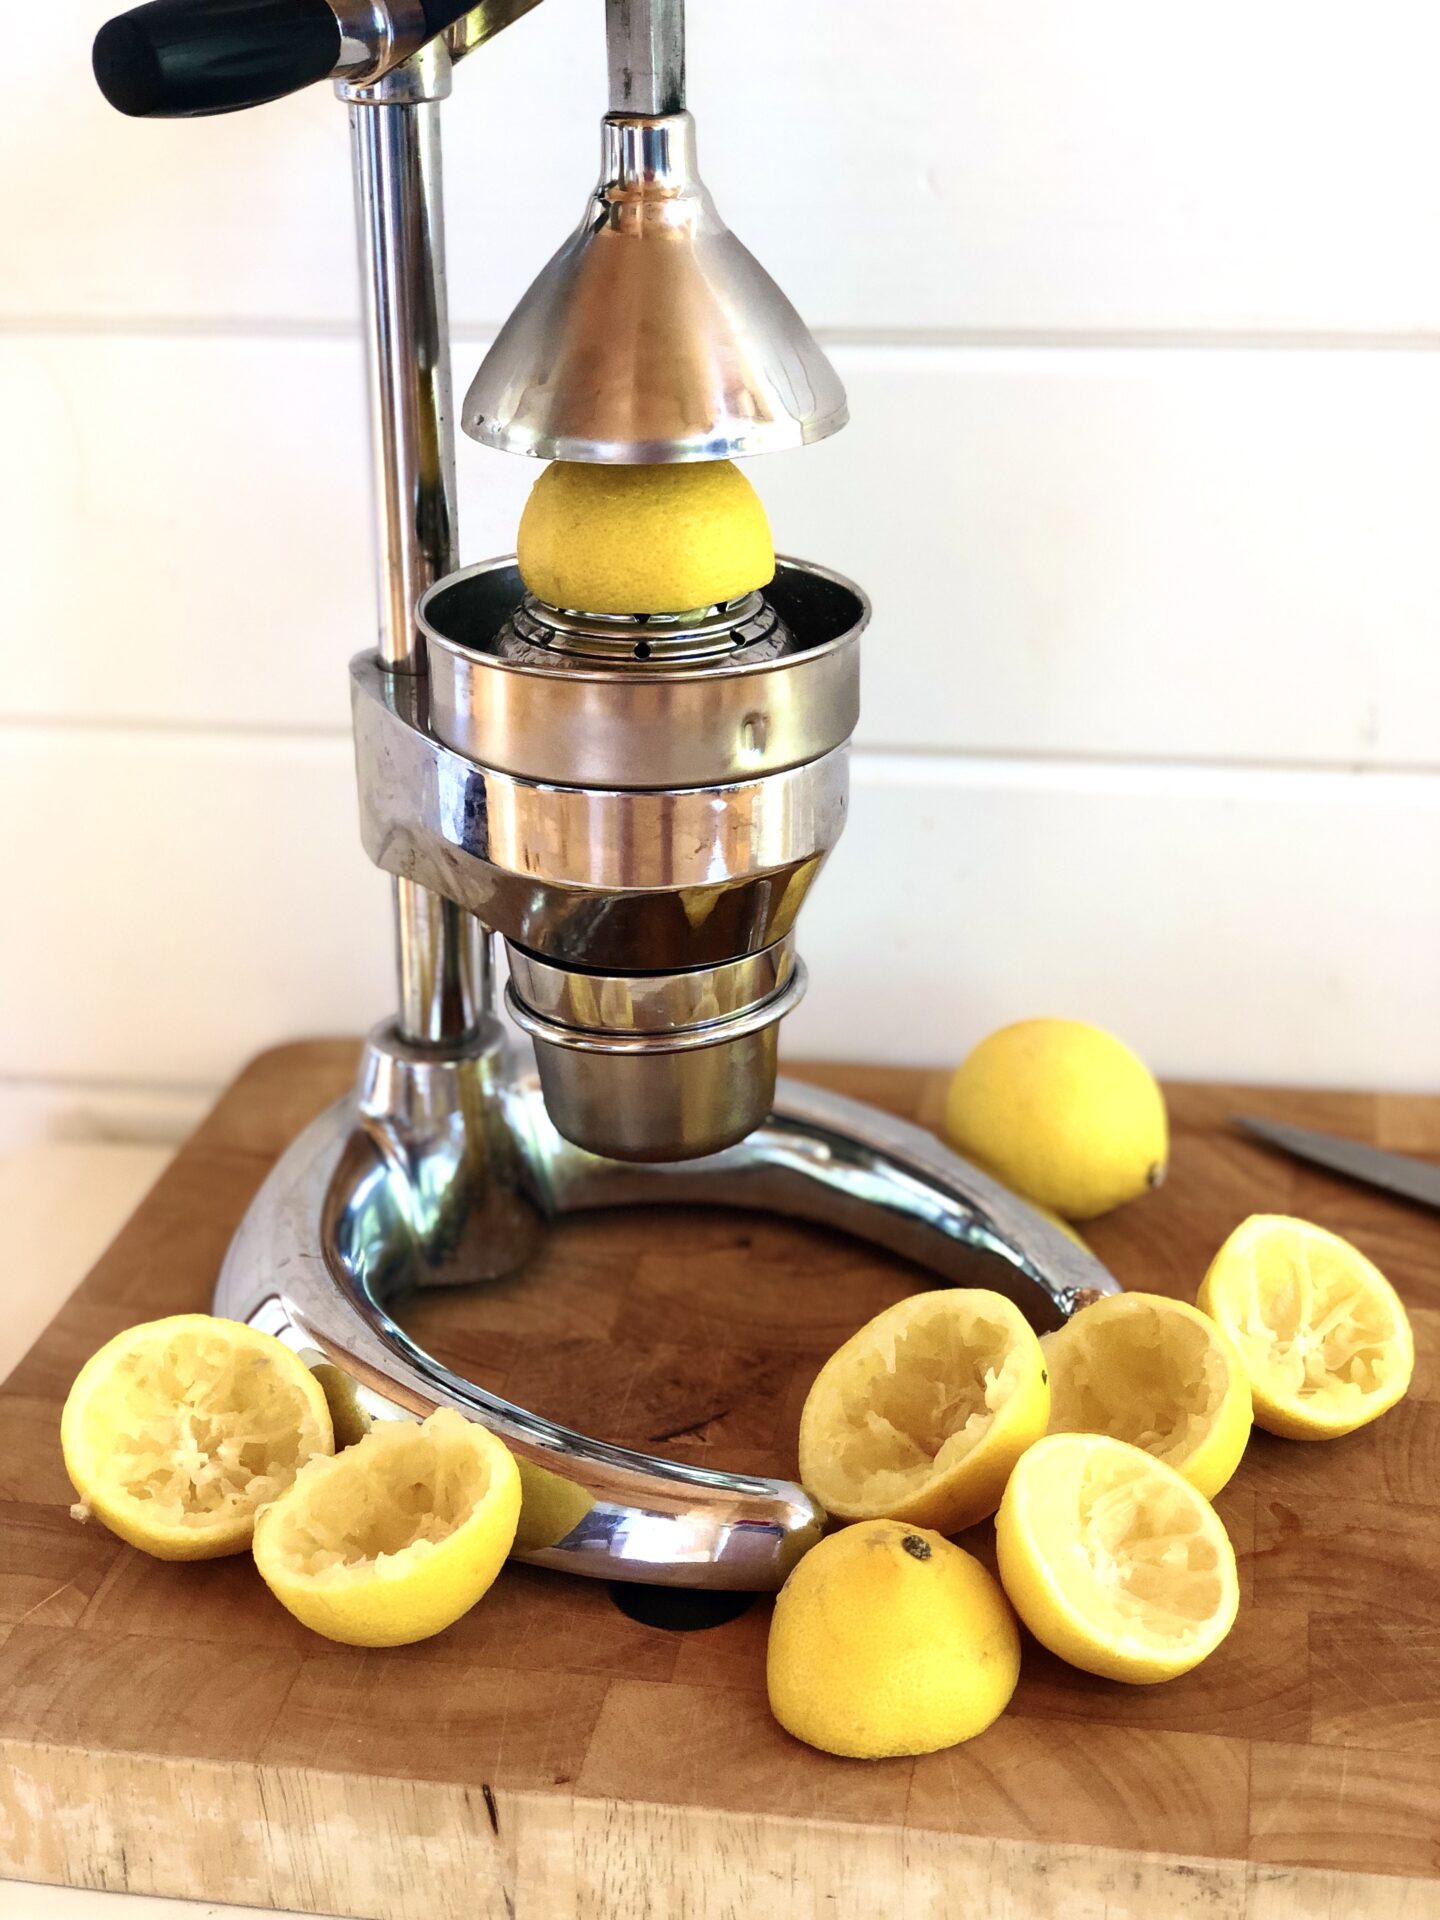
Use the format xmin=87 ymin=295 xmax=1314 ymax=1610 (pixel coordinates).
xmin=996 ymin=1433 xmax=1238 ymax=1684
xmin=252 ymin=1408 xmax=521 ymax=1646
xmin=61 ymin=1314 xmax=334 ymax=1561
xmin=1198 ymin=1215 xmax=1413 ymax=1440
xmin=1043 ymin=1291 xmax=1252 ymax=1498
xmin=798 ymin=1288 xmax=1050 ymax=1533
xmin=516 ymin=459 xmax=775 ymax=616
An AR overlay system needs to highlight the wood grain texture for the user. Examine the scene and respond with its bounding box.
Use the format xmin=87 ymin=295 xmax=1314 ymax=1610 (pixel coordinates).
xmin=1 ymin=1043 xmax=1438 ymax=1919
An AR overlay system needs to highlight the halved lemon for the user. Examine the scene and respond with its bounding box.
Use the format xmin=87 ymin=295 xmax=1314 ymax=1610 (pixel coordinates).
xmin=767 ymin=1520 xmax=1020 ymax=1758
xmin=252 ymin=1408 xmax=521 ymax=1646
xmin=1197 ymin=1214 xmax=1413 ymax=1440
xmin=1042 ymin=1291 xmax=1253 ymax=1498
xmin=798 ymin=1288 xmax=1050 ymax=1534
xmin=61 ymin=1313 xmax=334 ymax=1561
xmin=517 ymin=459 xmax=775 ymax=616
xmin=995 ymin=1432 xmax=1239 ymax=1684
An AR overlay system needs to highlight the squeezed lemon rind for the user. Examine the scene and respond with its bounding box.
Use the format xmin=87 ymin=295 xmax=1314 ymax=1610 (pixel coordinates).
xmin=998 ymin=1435 xmax=1239 ymax=1682
xmin=797 ymin=1288 xmax=1050 ymax=1531
xmin=1199 ymin=1215 xmax=1414 ymax=1440
xmin=60 ymin=1313 xmax=335 ymax=1561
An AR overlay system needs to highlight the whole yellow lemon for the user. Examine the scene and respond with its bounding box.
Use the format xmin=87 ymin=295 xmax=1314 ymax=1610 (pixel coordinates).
xmin=943 ymin=1018 xmax=1167 ymax=1221
xmin=516 ymin=459 xmax=775 ymax=616
xmin=767 ymin=1520 xmax=1020 ymax=1758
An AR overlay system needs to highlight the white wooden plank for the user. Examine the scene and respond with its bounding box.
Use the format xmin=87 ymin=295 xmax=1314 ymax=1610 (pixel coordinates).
xmin=792 ymin=755 xmax=1440 ymax=1091
xmin=763 ymin=347 xmax=1440 ymax=769
xmin=12 ymin=2 xmax=1440 ymax=335
xmin=1 ymin=727 xmax=395 ymax=1088
xmin=7 ymin=333 xmax=1440 ymax=770
xmin=4 ymin=728 xmax=1436 ymax=1096
xmin=0 ymin=332 xmax=534 ymax=738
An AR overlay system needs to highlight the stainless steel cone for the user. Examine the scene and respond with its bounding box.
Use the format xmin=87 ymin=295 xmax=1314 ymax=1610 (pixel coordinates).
xmin=461 ymin=111 xmax=847 ymax=462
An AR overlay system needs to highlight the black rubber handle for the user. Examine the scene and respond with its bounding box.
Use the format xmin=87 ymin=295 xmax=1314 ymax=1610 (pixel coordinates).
xmin=93 ymin=0 xmax=490 ymax=118
xmin=93 ymin=0 xmax=342 ymax=117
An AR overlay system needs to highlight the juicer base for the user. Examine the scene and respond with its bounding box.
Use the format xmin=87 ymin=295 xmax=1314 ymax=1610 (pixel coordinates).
xmin=214 ymin=1028 xmax=1117 ymax=1590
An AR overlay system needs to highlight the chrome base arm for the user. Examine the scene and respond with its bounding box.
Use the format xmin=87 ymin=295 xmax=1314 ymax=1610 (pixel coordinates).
xmin=216 ymin=1027 xmax=1118 ymax=1590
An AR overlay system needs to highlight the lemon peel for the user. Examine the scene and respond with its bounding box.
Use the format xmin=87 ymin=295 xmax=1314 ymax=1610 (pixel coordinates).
xmin=768 ymin=1520 xmax=1019 ymax=1757
xmin=944 ymin=1019 xmax=1167 ymax=1221
xmin=517 ymin=459 xmax=774 ymax=616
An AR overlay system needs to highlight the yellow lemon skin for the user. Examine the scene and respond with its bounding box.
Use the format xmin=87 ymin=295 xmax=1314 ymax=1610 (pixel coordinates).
xmin=996 ymin=1433 xmax=1239 ymax=1685
xmin=767 ymin=1521 xmax=1020 ymax=1758
xmin=1028 ymin=1200 xmax=1089 ymax=1251
xmin=944 ymin=1019 xmax=1168 ymax=1221
xmin=61 ymin=1314 xmax=334 ymax=1562
xmin=516 ymin=459 xmax=775 ymax=615
xmin=252 ymin=1409 xmax=521 ymax=1647
xmin=798 ymin=1288 xmax=1050 ymax=1535
xmin=512 ymin=1456 xmax=597 ymax=1554
xmin=1198 ymin=1215 xmax=1414 ymax=1441
xmin=1042 ymin=1291 xmax=1253 ymax=1500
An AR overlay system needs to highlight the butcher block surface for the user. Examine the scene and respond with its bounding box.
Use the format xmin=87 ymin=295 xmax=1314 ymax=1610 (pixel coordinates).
xmin=2 ymin=1041 xmax=1438 ymax=1920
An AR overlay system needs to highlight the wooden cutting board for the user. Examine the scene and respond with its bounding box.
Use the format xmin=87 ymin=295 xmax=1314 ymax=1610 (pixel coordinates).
xmin=2 ymin=1043 xmax=1438 ymax=1920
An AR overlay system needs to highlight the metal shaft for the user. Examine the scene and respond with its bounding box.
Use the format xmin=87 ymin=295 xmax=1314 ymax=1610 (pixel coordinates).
xmin=347 ymin=43 xmax=488 ymax=1043
xmin=606 ymin=0 xmax=684 ymax=114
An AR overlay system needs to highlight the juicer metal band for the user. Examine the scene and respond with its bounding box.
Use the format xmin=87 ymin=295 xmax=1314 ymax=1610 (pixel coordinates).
xmin=506 ymin=959 xmax=807 ymax=1056
xmin=418 ymin=556 xmax=866 ymax=789
xmin=353 ymin=653 xmax=848 ymax=899
xmin=506 ymin=936 xmax=796 ymax=1035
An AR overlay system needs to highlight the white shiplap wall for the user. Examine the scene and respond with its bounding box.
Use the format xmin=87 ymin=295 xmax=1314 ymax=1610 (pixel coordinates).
xmin=5 ymin=0 xmax=1440 ymax=1148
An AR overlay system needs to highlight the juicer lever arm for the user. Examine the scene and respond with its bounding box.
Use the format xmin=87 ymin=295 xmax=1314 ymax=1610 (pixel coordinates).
xmin=92 ymin=0 xmax=480 ymax=117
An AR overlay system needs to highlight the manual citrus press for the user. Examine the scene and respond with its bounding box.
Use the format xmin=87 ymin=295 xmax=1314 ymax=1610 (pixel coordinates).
xmin=92 ymin=0 xmax=1116 ymax=1587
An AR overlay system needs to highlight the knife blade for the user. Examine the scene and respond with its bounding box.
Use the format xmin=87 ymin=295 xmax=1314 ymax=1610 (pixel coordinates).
xmin=1232 ymin=1115 xmax=1440 ymax=1214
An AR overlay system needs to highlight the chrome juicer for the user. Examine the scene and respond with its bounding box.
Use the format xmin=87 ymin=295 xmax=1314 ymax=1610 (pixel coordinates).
xmin=93 ymin=0 xmax=1117 ymax=1587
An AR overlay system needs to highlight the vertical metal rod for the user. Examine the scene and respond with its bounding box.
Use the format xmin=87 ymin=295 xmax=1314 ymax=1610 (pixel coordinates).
xmin=347 ymin=43 xmax=489 ymax=1044
xmin=606 ymin=0 xmax=685 ymax=115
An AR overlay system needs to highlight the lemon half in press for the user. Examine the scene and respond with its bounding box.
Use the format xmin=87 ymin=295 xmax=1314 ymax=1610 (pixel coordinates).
xmin=61 ymin=1314 xmax=334 ymax=1561
xmin=1043 ymin=1291 xmax=1253 ymax=1499
xmin=517 ymin=459 xmax=775 ymax=615
xmin=252 ymin=1408 xmax=521 ymax=1646
xmin=798 ymin=1288 xmax=1050 ymax=1534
